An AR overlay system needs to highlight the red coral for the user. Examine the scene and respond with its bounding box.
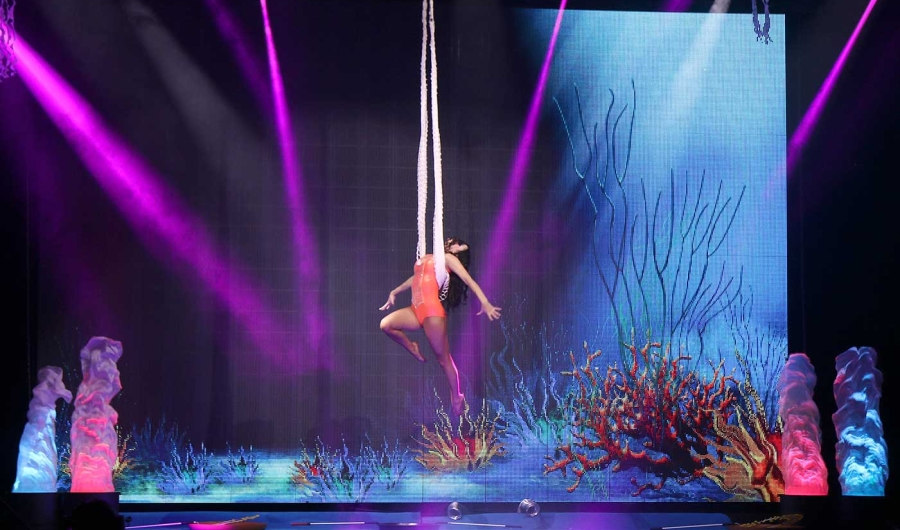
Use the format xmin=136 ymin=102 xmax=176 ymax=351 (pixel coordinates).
xmin=545 ymin=333 xmax=738 ymax=495
xmin=291 ymin=453 xmax=324 ymax=487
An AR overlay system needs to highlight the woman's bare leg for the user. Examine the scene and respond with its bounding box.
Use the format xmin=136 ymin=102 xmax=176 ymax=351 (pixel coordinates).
xmin=422 ymin=316 xmax=465 ymax=415
xmin=380 ymin=307 xmax=426 ymax=363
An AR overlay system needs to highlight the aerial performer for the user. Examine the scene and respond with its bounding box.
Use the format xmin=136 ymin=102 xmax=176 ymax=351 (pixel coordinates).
xmin=378 ymin=0 xmax=501 ymax=417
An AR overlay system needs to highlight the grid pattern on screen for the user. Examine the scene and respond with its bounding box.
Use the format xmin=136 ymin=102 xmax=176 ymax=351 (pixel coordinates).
xmin=29 ymin=5 xmax=786 ymax=504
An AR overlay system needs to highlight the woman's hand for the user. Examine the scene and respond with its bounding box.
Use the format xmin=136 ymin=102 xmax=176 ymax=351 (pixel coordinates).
xmin=477 ymin=302 xmax=502 ymax=321
xmin=379 ymin=292 xmax=396 ymax=311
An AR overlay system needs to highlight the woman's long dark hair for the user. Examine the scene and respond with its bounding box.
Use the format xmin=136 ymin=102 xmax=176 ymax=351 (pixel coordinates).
xmin=442 ymin=237 xmax=470 ymax=313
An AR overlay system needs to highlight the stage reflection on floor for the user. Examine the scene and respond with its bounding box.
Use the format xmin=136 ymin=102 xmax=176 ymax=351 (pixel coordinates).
xmin=121 ymin=509 xmax=736 ymax=530
xmin=8 ymin=493 xmax=892 ymax=529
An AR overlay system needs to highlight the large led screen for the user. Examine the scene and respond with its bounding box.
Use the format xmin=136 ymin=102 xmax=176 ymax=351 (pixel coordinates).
xmin=13 ymin=2 xmax=787 ymax=503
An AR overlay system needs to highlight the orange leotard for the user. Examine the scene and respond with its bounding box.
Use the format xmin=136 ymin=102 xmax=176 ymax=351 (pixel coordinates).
xmin=411 ymin=254 xmax=447 ymax=325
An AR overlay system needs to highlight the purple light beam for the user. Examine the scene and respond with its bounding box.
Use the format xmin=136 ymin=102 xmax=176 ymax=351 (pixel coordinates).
xmin=663 ymin=0 xmax=693 ymax=12
xmin=260 ymin=0 xmax=331 ymax=360
xmin=480 ymin=0 xmax=567 ymax=296
xmin=9 ymin=32 xmax=295 ymax=366
xmin=0 ymin=88 xmax=115 ymax=334
xmin=203 ymin=0 xmax=273 ymax=118
xmin=457 ymin=1 xmax=567 ymax=371
xmin=787 ymin=0 xmax=878 ymax=176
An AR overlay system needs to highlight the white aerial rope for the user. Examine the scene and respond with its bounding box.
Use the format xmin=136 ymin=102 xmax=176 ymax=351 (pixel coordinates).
xmin=416 ymin=0 xmax=449 ymax=296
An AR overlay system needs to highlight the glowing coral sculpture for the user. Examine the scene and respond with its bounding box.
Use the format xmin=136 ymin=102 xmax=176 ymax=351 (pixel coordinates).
xmin=13 ymin=366 xmax=73 ymax=492
xmin=833 ymin=346 xmax=887 ymax=496
xmin=70 ymin=337 xmax=123 ymax=492
xmin=776 ymin=353 xmax=828 ymax=495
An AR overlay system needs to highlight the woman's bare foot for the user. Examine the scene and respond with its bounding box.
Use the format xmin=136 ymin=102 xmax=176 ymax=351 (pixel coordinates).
xmin=451 ymin=393 xmax=466 ymax=416
xmin=408 ymin=342 xmax=426 ymax=363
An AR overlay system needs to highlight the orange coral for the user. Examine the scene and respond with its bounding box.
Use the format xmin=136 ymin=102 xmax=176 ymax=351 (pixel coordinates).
xmin=291 ymin=453 xmax=323 ymax=487
xmin=700 ymin=377 xmax=784 ymax=501
xmin=113 ymin=425 xmax=135 ymax=479
xmin=414 ymin=401 xmax=506 ymax=472
xmin=290 ymin=460 xmax=314 ymax=488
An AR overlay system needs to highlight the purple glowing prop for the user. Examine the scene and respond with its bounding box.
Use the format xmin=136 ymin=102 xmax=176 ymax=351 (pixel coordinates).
xmin=480 ymin=0 xmax=567 ymax=296
xmin=260 ymin=0 xmax=331 ymax=359
xmin=70 ymin=337 xmax=122 ymax=493
xmin=13 ymin=366 xmax=72 ymax=493
xmin=787 ymin=0 xmax=878 ymax=176
xmin=777 ymin=353 xmax=828 ymax=495
xmin=203 ymin=0 xmax=272 ymax=118
xmin=833 ymin=346 xmax=887 ymax=496
xmin=9 ymin=32 xmax=292 ymax=363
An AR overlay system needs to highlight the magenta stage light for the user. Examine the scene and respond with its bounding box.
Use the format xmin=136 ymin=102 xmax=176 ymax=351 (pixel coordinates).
xmin=260 ymin=0 xmax=331 ymax=359
xmin=0 ymin=86 xmax=116 ymax=333
xmin=663 ymin=0 xmax=693 ymax=12
xmin=203 ymin=0 xmax=272 ymax=118
xmin=787 ymin=0 xmax=878 ymax=176
xmin=480 ymin=0 xmax=567 ymax=296
xmin=9 ymin=32 xmax=297 ymax=365
xmin=123 ymin=0 xmax=267 ymax=176
xmin=456 ymin=1 xmax=567 ymax=372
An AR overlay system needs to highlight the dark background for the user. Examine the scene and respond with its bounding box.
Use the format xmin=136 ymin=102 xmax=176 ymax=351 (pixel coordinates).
xmin=1 ymin=0 xmax=898 ymax=506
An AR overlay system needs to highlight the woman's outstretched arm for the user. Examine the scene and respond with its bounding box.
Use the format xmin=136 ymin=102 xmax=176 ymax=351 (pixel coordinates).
xmin=379 ymin=275 xmax=414 ymax=311
xmin=444 ymin=254 xmax=502 ymax=321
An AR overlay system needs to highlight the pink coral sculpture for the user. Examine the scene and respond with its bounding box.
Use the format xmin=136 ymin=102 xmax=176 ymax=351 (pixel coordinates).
xmin=777 ymin=353 xmax=828 ymax=495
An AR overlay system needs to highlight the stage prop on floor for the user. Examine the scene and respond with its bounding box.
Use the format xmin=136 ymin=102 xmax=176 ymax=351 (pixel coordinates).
xmin=13 ymin=366 xmax=73 ymax=493
xmin=70 ymin=336 xmax=124 ymax=493
xmin=776 ymin=353 xmax=828 ymax=495
xmin=833 ymin=346 xmax=887 ymax=496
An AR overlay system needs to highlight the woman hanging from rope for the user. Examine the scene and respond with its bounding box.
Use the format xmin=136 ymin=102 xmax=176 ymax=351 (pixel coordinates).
xmin=379 ymin=237 xmax=501 ymax=416
xmin=378 ymin=0 xmax=500 ymax=416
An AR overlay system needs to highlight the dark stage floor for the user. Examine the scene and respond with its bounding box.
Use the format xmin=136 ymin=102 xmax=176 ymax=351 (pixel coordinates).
xmin=116 ymin=503 xmax=897 ymax=530
xmin=105 ymin=499 xmax=900 ymax=530
xmin=3 ymin=496 xmax=897 ymax=530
